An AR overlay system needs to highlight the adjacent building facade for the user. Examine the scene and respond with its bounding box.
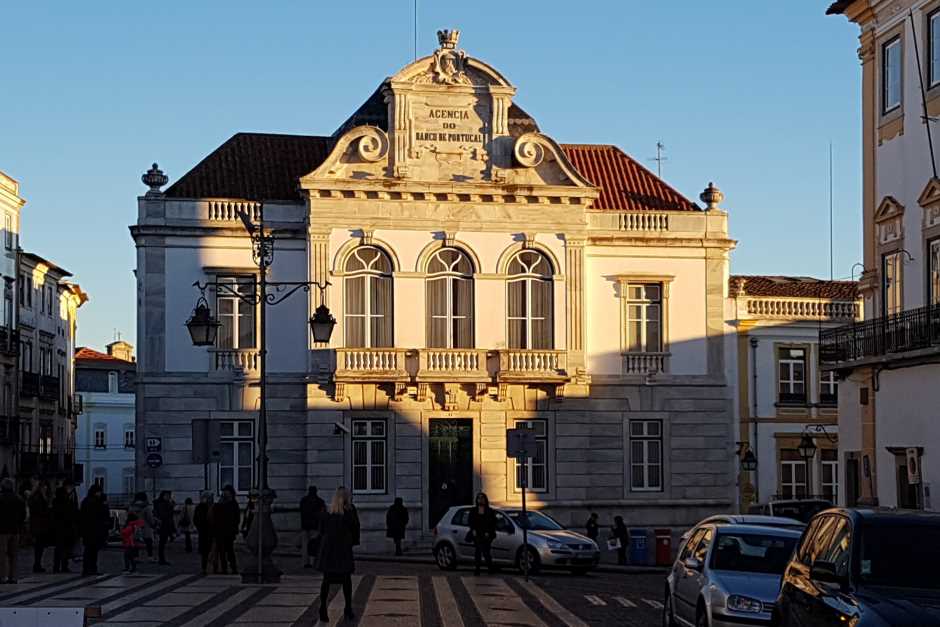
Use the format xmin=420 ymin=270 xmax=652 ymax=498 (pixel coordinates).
xmin=133 ymin=30 xmax=738 ymax=548
xmin=75 ymin=342 xmax=136 ymax=503
xmin=0 ymin=172 xmax=22 ymax=478
xmin=825 ymin=0 xmax=940 ymax=509
xmin=729 ymin=276 xmax=861 ymax=510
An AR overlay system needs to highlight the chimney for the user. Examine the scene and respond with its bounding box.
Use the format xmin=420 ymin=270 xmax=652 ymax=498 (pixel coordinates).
xmin=106 ymin=340 xmax=135 ymax=362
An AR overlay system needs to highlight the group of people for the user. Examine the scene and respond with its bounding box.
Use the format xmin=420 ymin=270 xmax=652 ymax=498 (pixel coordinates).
xmin=585 ymin=511 xmax=631 ymax=565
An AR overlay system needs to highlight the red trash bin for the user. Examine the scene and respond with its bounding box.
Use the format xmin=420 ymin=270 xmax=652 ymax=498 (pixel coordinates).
xmin=655 ymin=528 xmax=672 ymax=566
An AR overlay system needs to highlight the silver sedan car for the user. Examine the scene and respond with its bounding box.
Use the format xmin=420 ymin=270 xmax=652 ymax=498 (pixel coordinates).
xmin=432 ymin=506 xmax=600 ymax=574
xmin=663 ymin=523 xmax=801 ymax=627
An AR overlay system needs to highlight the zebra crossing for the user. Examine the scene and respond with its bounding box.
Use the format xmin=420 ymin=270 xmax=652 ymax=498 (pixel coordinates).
xmin=0 ymin=571 xmax=662 ymax=626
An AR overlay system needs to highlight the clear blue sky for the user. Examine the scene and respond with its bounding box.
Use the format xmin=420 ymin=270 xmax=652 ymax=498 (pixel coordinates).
xmin=1 ymin=1 xmax=861 ymax=350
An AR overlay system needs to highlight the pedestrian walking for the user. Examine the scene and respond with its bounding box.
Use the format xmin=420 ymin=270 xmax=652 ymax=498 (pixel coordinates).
xmin=180 ymin=498 xmax=195 ymax=553
xmin=154 ymin=490 xmax=176 ymax=565
xmin=299 ymin=486 xmax=325 ymax=569
xmin=385 ymin=497 xmax=409 ymax=556
xmin=0 ymin=478 xmax=26 ymax=584
xmin=121 ymin=513 xmax=144 ymax=573
xmin=467 ymin=492 xmax=496 ymax=576
xmin=611 ymin=515 xmax=628 ymax=565
xmin=211 ymin=485 xmax=240 ymax=574
xmin=79 ymin=484 xmax=110 ymax=576
xmin=585 ymin=512 xmax=599 ymax=541
xmin=127 ymin=492 xmax=155 ymax=562
xmin=51 ymin=486 xmax=78 ymax=573
xmin=193 ymin=492 xmax=213 ymax=575
xmin=28 ymin=480 xmax=51 ymax=573
xmin=317 ymin=486 xmax=360 ymax=623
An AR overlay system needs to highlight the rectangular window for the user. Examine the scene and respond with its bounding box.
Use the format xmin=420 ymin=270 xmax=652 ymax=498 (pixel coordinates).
xmin=38 ymin=423 xmax=52 ymax=456
xmin=624 ymin=283 xmax=662 ymax=353
xmin=819 ymin=369 xmax=838 ymax=406
xmin=513 ymin=419 xmax=548 ymax=492
xmin=883 ymin=37 xmax=902 ymax=113
xmin=108 ymin=371 xmax=119 ymax=394
xmin=4 ymin=214 xmax=12 ymax=251
xmin=930 ymin=239 xmax=940 ymax=305
xmin=780 ymin=449 xmax=808 ymax=499
xmin=219 ymin=420 xmax=254 ymax=494
xmin=122 ymin=467 xmax=135 ymax=499
xmin=352 ymin=419 xmax=386 ymax=494
xmin=882 ymin=251 xmax=903 ymax=315
xmin=46 ymin=287 xmax=53 ymax=317
xmin=821 ymin=449 xmax=839 ymax=503
xmin=93 ymin=470 xmax=106 ymax=493
xmin=216 ymin=276 xmax=256 ymax=349
xmin=19 ymin=339 xmax=31 ymax=373
xmin=931 ymin=10 xmax=940 ymax=87
xmin=25 ymin=276 xmax=31 ymax=308
xmin=629 ymin=420 xmax=663 ymax=491
xmin=778 ymin=347 xmax=807 ymax=404
xmin=39 ymin=283 xmax=45 ymax=314
xmin=94 ymin=425 xmax=106 ymax=449
xmin=123 ymin=426 xmax=135 ymax=448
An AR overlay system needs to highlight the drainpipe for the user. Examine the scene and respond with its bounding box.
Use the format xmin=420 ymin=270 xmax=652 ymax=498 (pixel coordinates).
xmin=750 ymin=337 xmax=760 ymax=502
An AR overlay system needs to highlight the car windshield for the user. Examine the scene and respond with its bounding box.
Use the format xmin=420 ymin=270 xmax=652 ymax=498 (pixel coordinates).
xmin=710 ymin=533 xmax=797 ymax=574
xmin=508 ymin=511 xmax=564 ymax=531
xmin=859 ymin=524 xmax=940 ymax=589
xmin=771 ymin=502 xmax=830 ymax=523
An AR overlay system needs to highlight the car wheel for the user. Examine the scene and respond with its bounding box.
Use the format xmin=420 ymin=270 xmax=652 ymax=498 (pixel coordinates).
xmin=696 ymin=605 xmax=709 ymax=627
xmin=516 ymin=546 xmax=541 ymax=575
xmin=434 ymin=543 xmax=457 ymax=571
xmin=662 ymin=590 xmax=678 ymax=627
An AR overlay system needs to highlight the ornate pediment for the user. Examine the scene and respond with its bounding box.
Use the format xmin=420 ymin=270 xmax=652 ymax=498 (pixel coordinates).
xmin=301 ymin=126 xmax=389 ymax=181
xmin=874 ymin=195 xmax=904 ymax=222
xmin=919 ymin=178 xmax=940 ymax=230
xmin=875 ymin=195 xmax=904 ymax=245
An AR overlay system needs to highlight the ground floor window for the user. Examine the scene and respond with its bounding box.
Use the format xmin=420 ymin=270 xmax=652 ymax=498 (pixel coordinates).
xmin=219 ymin=420 xmax=254 ymax=494
xmin=629 ymin=420 xmax=663 ymax=491
xmin=352 ymin=419 xmax=386 ymax=494
xmin=513 ymin=419 xmax=547 ymax=492
xmin=93 ymin=468 xmax=106 ymax=492
xmin=780 ymin=449 xmax=808 ymax=499
xmin=821 ymin=449 xmax=838 ymax=502
xmin=122 ymin=466 xmax=135 ymax=500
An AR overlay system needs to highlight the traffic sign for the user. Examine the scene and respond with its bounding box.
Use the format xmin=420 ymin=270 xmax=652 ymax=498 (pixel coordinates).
xmin=145 ymin=437 xmax=162 ymax=453
xmin=506 ymin=428 xmax=538 ymax=459
xmin=146 ymin=453 xmax=163 ymax=469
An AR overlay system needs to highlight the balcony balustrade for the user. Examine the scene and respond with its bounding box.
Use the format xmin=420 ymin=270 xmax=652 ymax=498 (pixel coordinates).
xmin=334 ymin=348 xmax=409 ymax=383
xmin=212 ymin=349 xmax=261 ymax=375
xmin=496 ymin=349 xmax=568 ymax=382
xmin=416 ymin=348 xmax=490 ymax=383
xmin=820 ymin=304 xmax=940 ymax=365
xmin=622 ymin=352 xmax=669 ymax=375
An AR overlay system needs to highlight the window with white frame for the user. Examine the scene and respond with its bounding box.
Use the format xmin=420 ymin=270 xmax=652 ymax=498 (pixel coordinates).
xmin=629 ymin=420 xmax=663 ymax=491
xmin=778 ymin=347 xmax=807 ymax=405
xmin=94 ymin=424 xmax=106 ymax=449
xmin=38 ymin=422 xmax=52 ymax=455
xmin=122 ymin=467 xmax=135 ymax=499
xmin=220 ymin=421 xmax=254 ymax=494
xmin=882 ymin=251 xmax=903 ymax=316
xmin=507 ymin=251 xmax=554 ymax=350
xmin=123 ymin=424 xmax=135 ymax=448
xmin=883 ymin=37 xmax=902 ymax=113
xmin=93 ymin=469 xmax=106 ymax=492
xmin=427 ymin=248 xmax=474 ymax=348
xmin=780 ymin=449 xmax=807 ymax=499
xmin=513 ymin=419 xmax=547 ymax=492
xmin=821 ymin=449 xmax=838 ymax=503
xmin=45 ymin=287 xmax=53 ymax=317
xmin=108 ymin=371 xmax=119 ymax=394
xmin=352 ymin=419 xmax=386 ymax=494
xmin=4 ymin=214 xmax=12 ymax=251
xmin=344 ymin=246 xmax=393 ymax=348
xmin=216 ymin=276 xmax=256 ymax=349
xmin=819 ymin=369 xmax=838 ymax=406
xmin=624 ymin=284 xmax=662 ymax=353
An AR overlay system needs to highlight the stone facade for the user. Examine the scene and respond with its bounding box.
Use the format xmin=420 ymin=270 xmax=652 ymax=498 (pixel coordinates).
xmin=0 ymin=171 xmax=22 ymax=478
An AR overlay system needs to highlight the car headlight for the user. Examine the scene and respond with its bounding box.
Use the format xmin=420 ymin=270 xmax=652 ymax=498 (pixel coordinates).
xmin=546 ymin=540 xmax=568 ymax=550
xmin=726 ymin=595 xmax=763 ymax=613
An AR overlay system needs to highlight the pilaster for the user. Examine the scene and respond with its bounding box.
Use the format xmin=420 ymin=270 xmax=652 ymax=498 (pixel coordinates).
xmin=564 ymin=237 xmax=585 ymax=373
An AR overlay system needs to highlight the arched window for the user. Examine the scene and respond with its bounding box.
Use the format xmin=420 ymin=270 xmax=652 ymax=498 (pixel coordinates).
xmin=427 ymin=248 xmax=474 ymax=348
xmin=507 ymin=250 xmax=554 ymax=349
xmin=344 ymin=246 xmax=393 ymax=347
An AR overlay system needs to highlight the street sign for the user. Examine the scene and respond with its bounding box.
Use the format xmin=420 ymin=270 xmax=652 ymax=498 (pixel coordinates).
xmin=907 ymin=448 xmax=921 ymax=485
xmin=146 ymin=453 xmax=163 ymax=469
xmin=145 ymin=437 xmax=162 ymax=453
xmin=506 ymin=428 xmax=538 ymax=459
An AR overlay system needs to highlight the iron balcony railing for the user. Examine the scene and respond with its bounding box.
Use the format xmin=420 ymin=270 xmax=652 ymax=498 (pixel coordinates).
xmin=820 ymin=303 xmax=940 ymax=364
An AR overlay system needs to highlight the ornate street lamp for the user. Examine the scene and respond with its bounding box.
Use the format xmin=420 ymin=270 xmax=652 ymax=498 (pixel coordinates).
xmin=740 ymin=449 xmax=758 ymax=473
xmin=797 ymin=433 xmax=818 ymax=462
xmin=310 ymin=303 xmax=337 ymax=344
xmin=185 ymin=297 xmax=221 ymax=346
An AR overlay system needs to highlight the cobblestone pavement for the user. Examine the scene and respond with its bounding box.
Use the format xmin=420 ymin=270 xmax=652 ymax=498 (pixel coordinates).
xmin=0 ymin=545 xmax=666 ymax=626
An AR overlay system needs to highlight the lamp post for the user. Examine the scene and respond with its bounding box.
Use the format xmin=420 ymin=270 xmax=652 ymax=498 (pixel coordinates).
xmin=797 ymin=424 xmax=837 ymax=500
xmin=186 ymin=202 xmax=335 ymax=583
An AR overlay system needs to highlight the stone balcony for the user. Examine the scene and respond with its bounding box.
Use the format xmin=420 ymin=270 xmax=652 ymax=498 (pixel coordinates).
xmin=211 ymin=349 xmax=261 ymax=377
xmin=495 ymin=349 xmax=568 ymax=383
xmin=334 ymin=348 xmax=409 ymax=383
xmin=415 ymin=348 xmax=490 ymax=383
xmin=622 ymin=351 xmax=669 ymax=375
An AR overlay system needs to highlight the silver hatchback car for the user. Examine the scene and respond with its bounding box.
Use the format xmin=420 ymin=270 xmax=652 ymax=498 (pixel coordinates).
xmin=432 ymin=506 xmax=600 ymax=574
xmin=663 ymin=523 xmax=801 ymax=627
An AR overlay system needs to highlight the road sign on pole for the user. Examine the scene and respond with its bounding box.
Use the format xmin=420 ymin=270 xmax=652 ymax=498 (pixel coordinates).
xmin=506 ymin=427 xmax=537 ymax=582
xmin=146 ymin=453 xmax=163 ymax=469
xmin=145 ymin=437 xmax=162 ymax=453
xmin=506 ymin=428 xmax=537 ymax=459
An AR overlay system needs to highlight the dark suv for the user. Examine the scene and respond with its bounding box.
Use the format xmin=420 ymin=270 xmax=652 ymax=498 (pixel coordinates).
xmin=773 ymin=508 xmax=940 ymax=626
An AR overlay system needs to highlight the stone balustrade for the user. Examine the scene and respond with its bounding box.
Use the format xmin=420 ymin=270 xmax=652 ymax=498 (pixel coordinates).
xmin=207 ymin=200 xmax=261 ymax=222
xmin=745 ymin=297 xmax=859 ymax=321
xmin=212 ymin=349 xmax=261 ymax=374
xmin=497 ymin=349 xmax=568 ymax=381
xmin=334 ymin=348 xmax=409 ymax=381
xmin=415 ymin=348 xmax=490 ymax=382
xmin=622 ymin=352 xmax=669 ymax=375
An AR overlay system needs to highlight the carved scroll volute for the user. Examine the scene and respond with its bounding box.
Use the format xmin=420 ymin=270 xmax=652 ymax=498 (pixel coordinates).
xmin=514 ymin=136 xmax=545 ymax=168
xmin=356 ymin=127 xmax=390 ymax=163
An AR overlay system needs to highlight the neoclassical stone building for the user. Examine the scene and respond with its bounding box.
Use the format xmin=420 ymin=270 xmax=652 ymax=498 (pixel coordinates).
xmin=133 ymin=30 xmax=737 ymax=548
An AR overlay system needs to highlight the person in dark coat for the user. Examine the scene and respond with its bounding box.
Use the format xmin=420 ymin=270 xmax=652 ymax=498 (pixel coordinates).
xmin=180 ymin=497 xmax=194 ymax=553
xmin=612 ymin=515 xmax=629 ymax=565
xmin=385 ymin=498 xmax=409 ymax=556
xmin=79 ymin=485 xmax=110 ymax=576
xmin=154 ymin=490 xmax=176 ymax=566
xmin=211 ymin=485 xmax=240 ymax=574
xmin=28 ymin=480 xmax=51 ymax=573
xmin=467 ymin=492 xmax=497 ymax=576
xmin=193 ymin=492 xmax=213 ymax=575
xmin=51 ymin=486 xmax=79 ymax=573
xmin=299 ymin=486 xmax=325 ymax=568
xmin=585 ymin=512 xmax=599 ymax=542
xmin=0 ymin=478 xmax=27 ymax=583
xmin=317 ymin=486 xmax=360 ymax=623
xmin=241 ymin=490 xmax=258 ymax=540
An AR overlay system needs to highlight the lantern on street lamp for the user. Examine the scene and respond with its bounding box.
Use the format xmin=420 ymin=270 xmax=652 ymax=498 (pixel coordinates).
xmin=740 ymin=449 xmax=758 ymax=473
xmin=309 ymin=303 xmax=337 ymax=343
xmin=186 ymin=297 xmax=221 ymax=347
xmin=798 ymin=433 xmax=817 ymax=462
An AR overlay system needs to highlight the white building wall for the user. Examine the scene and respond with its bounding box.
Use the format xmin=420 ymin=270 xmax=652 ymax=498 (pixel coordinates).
xmin=77 ymin=391 xmax=135 ymax=501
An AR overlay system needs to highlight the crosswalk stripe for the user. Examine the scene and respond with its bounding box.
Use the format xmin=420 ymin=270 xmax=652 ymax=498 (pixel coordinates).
xmin=99 ymin=575 xmax=192 ymax=615
xmin=432 ymin=577 xmax=465 ymax=627
xmin=176 ymin=587 xmax=257 ymax=627
xmin=315 ymin=575 xmax=363 ymax=626
xmin=516 ymin=580 xmax=589 ymax=627
xmin=463 ymin=576 xmax=546 ymax=626
xmin=4 ymin=574 xmax=116 ymax=605
xmin=585 ymin=594 xmax=606 ymax=606
xmin=614 ymin=596 xmax=637 ymax=608
xmin=643 ymin=599 xmax=664 ymax=609
xmin=362 ymin=576 xmax=420 ymax=622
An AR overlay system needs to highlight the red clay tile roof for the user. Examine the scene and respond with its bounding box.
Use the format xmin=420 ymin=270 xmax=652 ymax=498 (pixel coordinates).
xmin=75 ymin=347 xmax=133 ymax=363
xmin=164 ymin=133 xmax=698 ymax=211
xmin=731 ymin=275 xmax=859 ymax=300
